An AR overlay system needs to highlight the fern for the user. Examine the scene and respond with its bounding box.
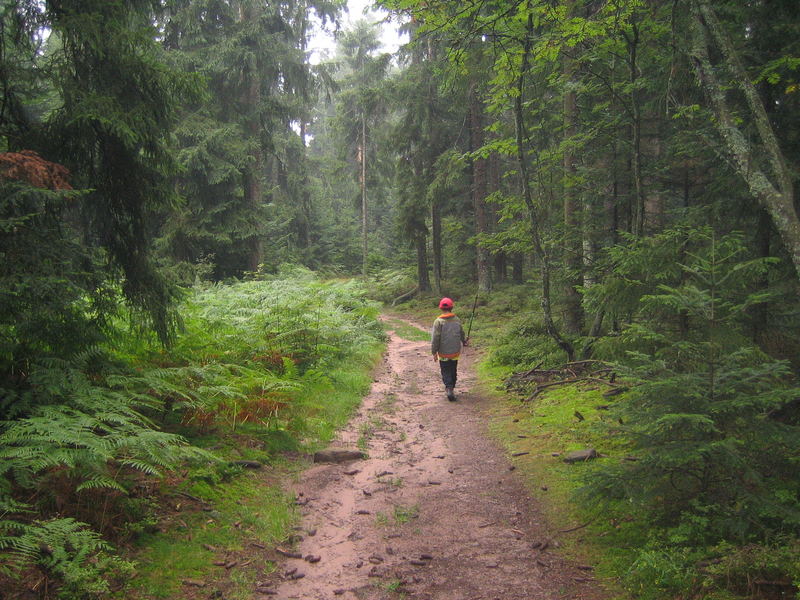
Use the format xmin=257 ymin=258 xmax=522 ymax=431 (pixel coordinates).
xmin=1 ymin=518 xmax=134 ymax=598
xmin=1 ymin=271 xmax=382 ymax=597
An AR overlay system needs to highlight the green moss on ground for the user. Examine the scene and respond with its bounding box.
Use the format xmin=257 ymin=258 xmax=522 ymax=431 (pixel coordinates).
xmin=476 ymin=360 xmax=633 ymax=598
xmin=127 ymin=475 xmax=291 ymax=599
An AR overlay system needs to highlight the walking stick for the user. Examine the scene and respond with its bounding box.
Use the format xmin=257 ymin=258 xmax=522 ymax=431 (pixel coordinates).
xmin=466 ymin=290 xmax=479 ymax=340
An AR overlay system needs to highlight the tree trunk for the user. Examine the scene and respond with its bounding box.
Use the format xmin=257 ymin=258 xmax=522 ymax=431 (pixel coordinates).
xmin=626 ymin=18 xmax=646 ymax=237
xmin=360 ymin=113 xmax=368 ymax=277
xmin=297 ymin=120 xmax=312 ymax=255
xmin=494 ymin=253 xmax=507 ymax=283
xmin=512 ymin=254 xmax=524 ymax=283
xmin=488 ymin=151 xmax=505 ymax=283
xmin=431 ymin=193 xmax=443 ymax=295
xmin=415 ymin=231 xmax=431 ymax=292
xmin=690 ymin=0 xmax=800 ymax=281
xmin=296 ymin=18 xmax=312 ymax=257
xmin=562 ymin=25 xmax=584 ymax=335
xmin=516 ymin=12 xmax=574 ymax=361
xmin=469 ymin=81 xmax=491 ymax=292
xmin=241 ymin=3 xmax=263 ymax=273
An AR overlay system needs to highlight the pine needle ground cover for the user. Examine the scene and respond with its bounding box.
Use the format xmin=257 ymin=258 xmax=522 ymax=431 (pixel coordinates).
xmin=1 ymin=271 xmax=383 ymax=599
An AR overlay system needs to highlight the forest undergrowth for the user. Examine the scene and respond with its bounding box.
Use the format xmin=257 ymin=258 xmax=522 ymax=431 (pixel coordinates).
xmin=0 ymin=269 xmax=384 ymax=600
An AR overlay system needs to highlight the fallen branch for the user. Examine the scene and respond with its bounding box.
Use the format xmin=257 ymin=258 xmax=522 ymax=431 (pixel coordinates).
xmin=391 ymin=286 xmax=418 ymax=306
xmin=523 ymin=377 xmax=585 ymax=401
xmin=177 ymin=491 xmax=209 ymax=505
xmin=559 ymin=518 xmax=596 ymax=533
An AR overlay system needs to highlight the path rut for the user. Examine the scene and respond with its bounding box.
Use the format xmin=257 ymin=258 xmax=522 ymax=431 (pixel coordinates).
xmin=269 ymin=318 xmax=608 ymax=600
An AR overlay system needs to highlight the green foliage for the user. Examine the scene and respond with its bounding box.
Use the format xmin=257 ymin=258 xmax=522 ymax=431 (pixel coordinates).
xmin=704 ymin=539 xmax=800 ymax=598
xmin=1 ymin=518 xmax=134 ymax=599
xmin=622 ymin=545 xmax=701 ymax=600
xmin=364 ymin=268 xmax=417 ymax=303
xmin=0 ymin=268 xmax=382 ymax=597
xmin=0 ymin=379 xmax=203 ymax=491
xmin=0 ymin=182 xmax=111 ymax=379
xmin=43 ymin=0 xmax=199 ymax=345
xmin=489 ymin=317 xmax=569 ymax=372
xmin=581 ymin=227 xmax=800 ymax=596
xmin=124 ymin=273 xmax=382 ymax=599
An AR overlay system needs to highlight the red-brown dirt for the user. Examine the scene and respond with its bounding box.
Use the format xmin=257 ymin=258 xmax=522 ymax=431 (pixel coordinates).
xmin=267 ymin=317 xmax=611 ymax=600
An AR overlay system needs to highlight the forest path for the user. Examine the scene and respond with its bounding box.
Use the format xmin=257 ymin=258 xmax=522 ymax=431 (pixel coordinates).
xmin=268 ymin=317 xmax=607 ymax=600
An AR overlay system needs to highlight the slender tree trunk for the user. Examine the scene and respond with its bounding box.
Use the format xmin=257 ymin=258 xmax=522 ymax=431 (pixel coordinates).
xmin=431 ymin=194 xmax=443 ymax=295
xmin=415 ymin=231 xmax=431 ymax=291
xmin=624 ymin=16 xmax=645 ymax=237
xmin=562 ymin=23 xmax=584 ymax=335
xmin=611 ymin=140 xmax=620 ymax=244
xmin=241 ymin=3 xmax=263 ymax=272
xmin=494 ymin=254 xmax=507 ymax=283
xmin=512 ymin=253 xmax=523 ymax=283
xmin=296 ymin=21 xmax=312 ymax=256
xmin=469 ymin=81 xmax=491 ymax=292
xmin=412 ymin=156 xmax=431 ymax=291
xmin=516 ymin=11 xmax=574 ymax=361
xmin=488 ymin=151 xmax=506 ymax=283
xmin=297 ymin=120 xmax=312 ymax=254
xmin=360 ymin=113 xmax=368 ymax=277
xmin=690 ymin=0 xmax=800 ymax=281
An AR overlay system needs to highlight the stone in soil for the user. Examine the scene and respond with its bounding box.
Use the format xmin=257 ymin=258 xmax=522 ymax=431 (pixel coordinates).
xmin=313 ymin=448 xmax=367 ymax=463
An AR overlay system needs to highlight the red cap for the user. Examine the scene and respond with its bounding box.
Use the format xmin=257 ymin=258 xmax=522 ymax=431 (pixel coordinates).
xmin=439 ymin=297 xmax=454 ymax=310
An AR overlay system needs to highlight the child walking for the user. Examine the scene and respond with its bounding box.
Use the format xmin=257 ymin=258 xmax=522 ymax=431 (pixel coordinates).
xmin=431 ymin=297 xmax=468 ymax=401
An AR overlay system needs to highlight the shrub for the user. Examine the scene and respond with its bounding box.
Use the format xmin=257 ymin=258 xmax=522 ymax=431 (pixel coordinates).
xmin=582 ymin=227 xmax=800 ymax=597
xmin=489 ymin=317 xmax=569 ymax=372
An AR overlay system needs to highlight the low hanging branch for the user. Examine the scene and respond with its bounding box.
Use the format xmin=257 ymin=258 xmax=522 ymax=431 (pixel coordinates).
xmin=391 ymin=286 xmax=419 ymax=306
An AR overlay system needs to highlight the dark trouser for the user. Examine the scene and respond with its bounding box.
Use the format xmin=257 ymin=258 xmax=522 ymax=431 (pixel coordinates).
xmin=439 ymin=360 xmax=458 ymax=389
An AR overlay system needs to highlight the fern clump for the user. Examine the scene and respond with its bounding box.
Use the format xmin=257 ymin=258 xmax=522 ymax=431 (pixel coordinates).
xmin=151 ymin=275 xmax=382 ymax=433
xmin=1 ymin=518 xmax=134 ymax=599
xmin=0 ymin=266 xmax=382 ymax=597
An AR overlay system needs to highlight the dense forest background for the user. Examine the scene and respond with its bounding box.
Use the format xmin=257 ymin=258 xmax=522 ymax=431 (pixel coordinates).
xmin=1 ymin=0 xmax=799 ymax=598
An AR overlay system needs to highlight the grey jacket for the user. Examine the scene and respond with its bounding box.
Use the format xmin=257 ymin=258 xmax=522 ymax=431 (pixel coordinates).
xmin=431 ymin=313 xmax=466 ymax=358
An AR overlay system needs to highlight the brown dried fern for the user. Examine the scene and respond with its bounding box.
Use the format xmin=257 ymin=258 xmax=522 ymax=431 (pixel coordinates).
xmin=0 ymin=150 xmax=72 ymax=190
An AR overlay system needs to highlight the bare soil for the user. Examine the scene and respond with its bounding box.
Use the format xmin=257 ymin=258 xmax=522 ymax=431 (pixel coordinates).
xmin=267 ymin=317 xmax=611 ymax=600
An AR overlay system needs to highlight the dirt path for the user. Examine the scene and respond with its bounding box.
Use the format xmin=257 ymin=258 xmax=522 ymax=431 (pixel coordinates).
xmin=269 ymin=318 xmax=609 ymax=600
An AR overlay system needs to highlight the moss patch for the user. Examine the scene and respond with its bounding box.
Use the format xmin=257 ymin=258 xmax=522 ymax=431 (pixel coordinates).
xmin=125 ymin=473 xmax=292 ymax=599
xmin=476 ymin=358 xmax=632 ymax=597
